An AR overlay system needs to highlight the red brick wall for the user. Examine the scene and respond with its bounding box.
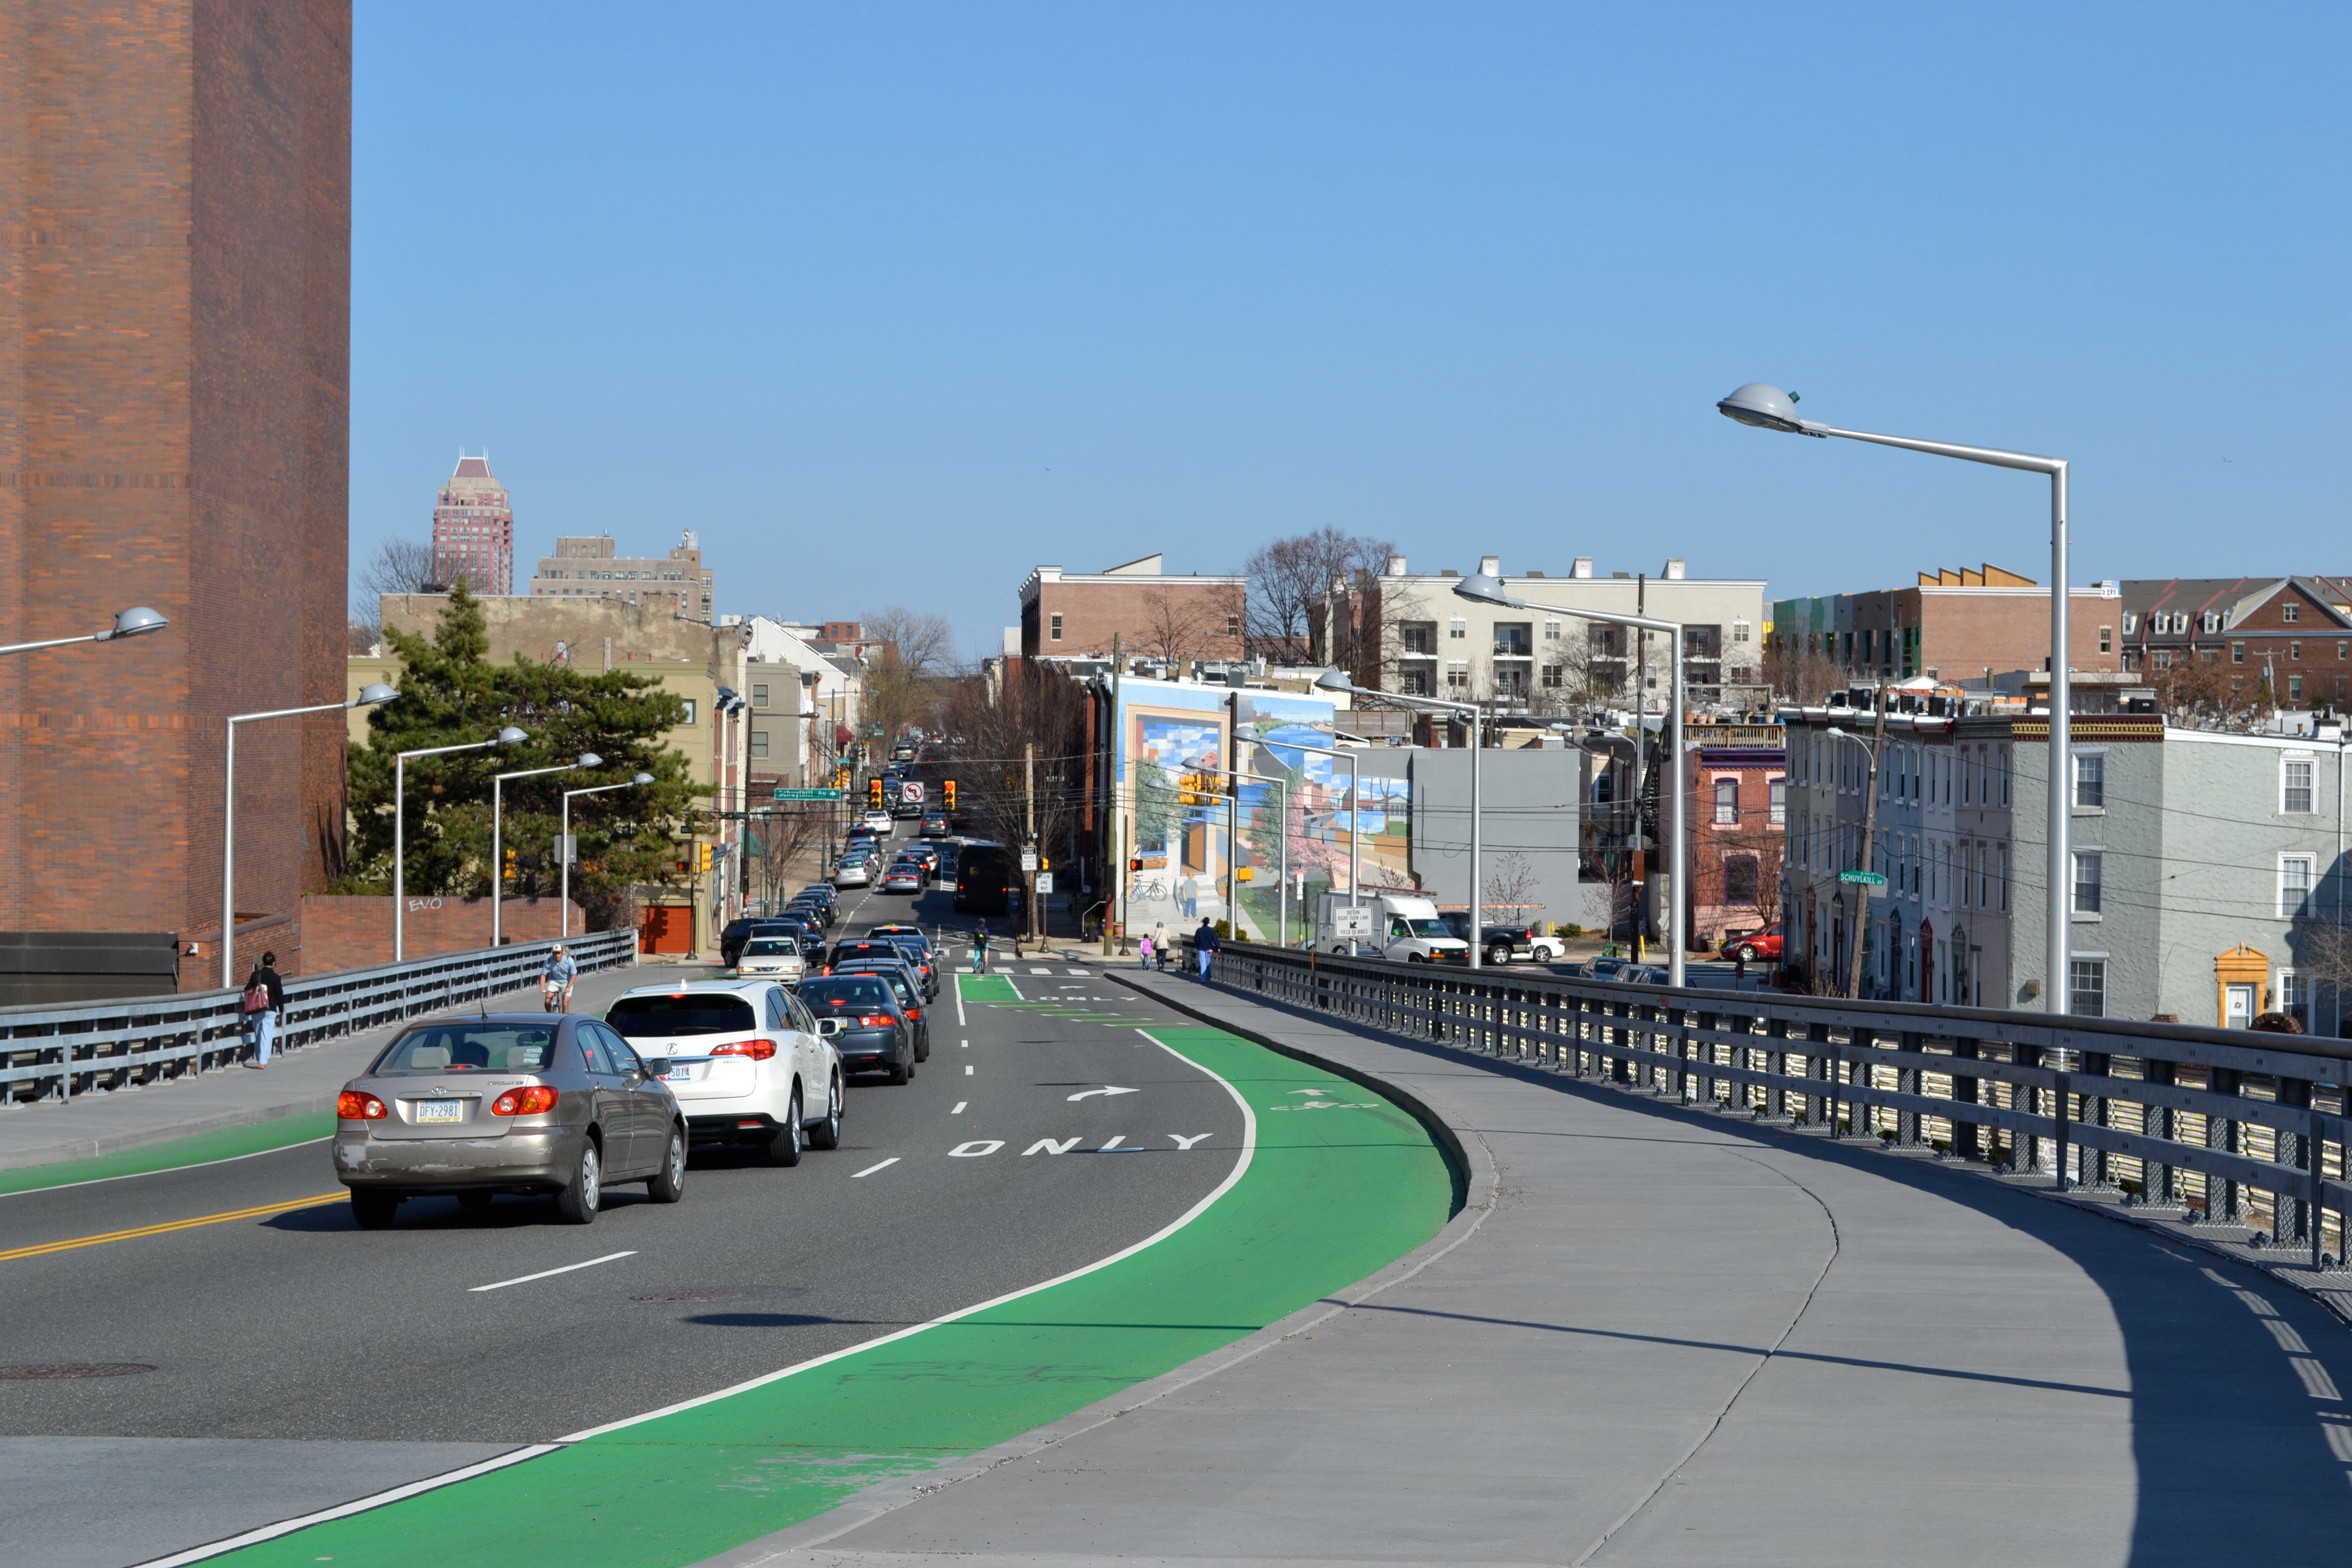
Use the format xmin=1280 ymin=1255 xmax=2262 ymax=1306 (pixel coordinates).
xmin=0 ymin=3 xmax=350 ymax=962
xmin=1025 ymin=579 xmax=1246 ymax=661
xmin=298 ymin=895 xmax=584 ymax=974
xmin=1918 ymin=592 xmax=2123 ymax=682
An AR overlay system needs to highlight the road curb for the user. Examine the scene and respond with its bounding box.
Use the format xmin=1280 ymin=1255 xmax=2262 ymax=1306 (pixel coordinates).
xmin=689 ymin=973 xmax=1500 ymax=1568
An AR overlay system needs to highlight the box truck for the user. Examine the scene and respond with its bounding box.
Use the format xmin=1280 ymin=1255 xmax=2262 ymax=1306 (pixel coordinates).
xmin=1314 ymin=891 xmax=1469 ymax=963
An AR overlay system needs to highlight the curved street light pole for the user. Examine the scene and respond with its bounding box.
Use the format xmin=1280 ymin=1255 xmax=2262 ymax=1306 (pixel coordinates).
xmin=1194 ymin=756 xmax=1292 ymax=946
xmin=222 ymin=682 xmax=399 ymax=989
xmin=394 ymin=727 xmax=528 ymax=961
xmin=1718 ymin=383 xmax=2070 ymax=1014
xmin=1316 ymin=673 xmax=1487 ymax=970
xmin=1452 ymin=575 xmax=1686 ymax=989
xmin=560 ymin=773 xmax=656 ymax=938
xmin=0 ymin=605 xmax=170 ymax=658
xmin=1239 ymin=727 xmax=1362 ymax=938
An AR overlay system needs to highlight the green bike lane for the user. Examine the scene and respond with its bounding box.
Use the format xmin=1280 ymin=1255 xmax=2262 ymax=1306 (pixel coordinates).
xmin=200 ymin=985 xmax=1455 ymax=1568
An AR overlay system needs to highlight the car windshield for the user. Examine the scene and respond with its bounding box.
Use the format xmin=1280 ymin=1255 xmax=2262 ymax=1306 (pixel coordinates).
xmin=801 ymin=978 xmax=894 ymax=1011
xmin=744 ymin=938 xmax=799 ymax=957
xmin=1394 ymin=919 xmax=1451 ymax=939
xmin=840 ymin=966 xmax=915 ymax=1004
xmin=374 ymin=1023 xmax=559 ymax=1075
xmin=830 ymin=943 xmax=899 ymax=963
xmin=606 ymin=992 xmax=760 ymax=1038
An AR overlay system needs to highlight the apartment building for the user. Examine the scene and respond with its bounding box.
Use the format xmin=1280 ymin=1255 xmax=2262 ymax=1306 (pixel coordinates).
xmin=1687 ymin=726 xmax=1786 ymax=948
xmin=1314 ymin=554 xmax=1767 ymax=708
xmin=529 ymin=532 xmax=717 ymax=622
xmin=1019 ymin=554 xmax=1247 ymax=670
xmin=430 ymin=453 xmax=515 ymax=595
xmin=1772 ymin=564 xmax=2124 ymax=685
xmin=2119 ymin=577 xmax=2352 ymax=711
xmin=1784 ymin=697 xmax=2350 ymax=1033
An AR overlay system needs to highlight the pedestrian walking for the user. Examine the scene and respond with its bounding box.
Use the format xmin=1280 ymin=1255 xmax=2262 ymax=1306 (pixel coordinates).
xmin=1138 ymin=933 xmax=1153 ymax=970
xmin=1154 ymin=921 xmax=1171 ymax=973
xmin=1194 ymin=917 xmax=1221 ymax=980
xmin=241 ymin=950 xmax=285 ymax=1068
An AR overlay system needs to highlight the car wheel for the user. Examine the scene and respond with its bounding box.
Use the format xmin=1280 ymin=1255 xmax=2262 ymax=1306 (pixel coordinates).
xmin=351 ymin=1190 xmax=400 ymax=1230
xmin=1734 ymin=945 xmax=1757 ymax=963
xmin=553 ymin=1139 xmax=601 ymax=1224
xmin=916 ymin=1031 xmax=930 ymax=1063
xmin=647 ymin=1127 xmax=687 ymax=1203
xmin=1486 ymin=943 xmax=1511 ymax=966
xmin=767 ymin=1089 xmax=805 ymax=1167
xmin=1407 ymin=952 xmax=1427 ymax=964
xmin=809 ymin=1075 xmax=844 ymax=1149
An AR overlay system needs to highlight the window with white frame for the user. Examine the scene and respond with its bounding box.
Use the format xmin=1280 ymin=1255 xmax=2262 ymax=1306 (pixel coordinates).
xmin=2279 ymin=969 xmax=2307 ymax=1025
xmin=2069 ymin=958 xmax=2107 ymax=1018
xmin=1732 ymin=620 xmax=1752 ymax=644
xmin=1444 ymin=660 xmax=1468 ymax=690
xmin=2122 ymin=611 xmax=2138 ymax=634
xmin=1769 ymin=778 xmax=1786 ymax=826
xmin=749 ymin=730 xmax=769 ymax=758
xmin=2073 ymin=851 xmax=2102 ymax=915
xmin=2283 ymin=757 xmax=2315 ymax=814
xmin=1448 ymin=617 xmax=1467 ymax=640
xmin=2073 ymin=751 xmax=2105 ymax=809
xmin=2283 ymin=602 xmax=2300 ymax=623
xmin=1543 ymin=619 xmax=1562 ymax=641
xmin=1714 ymin=778 xmax=1738 ymax=825
xmin=2280 ymin=855 xmax=2314 ymax=918
xmin=1998 ymin=746 xmax=2010 ymax=806
xmin=1997 ymin=844 xmax=2008 ymax=910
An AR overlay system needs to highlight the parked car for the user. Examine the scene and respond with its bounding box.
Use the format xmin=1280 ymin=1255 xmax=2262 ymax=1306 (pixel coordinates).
xmin=828 ymin=959 xmax=931 ymax=1060
xmin=1722 ymin=924 xmax=1784 ymax=964
xmin=333 ymin=1014 xmax=687 ymax=1229
xmin=1576 ymin=955 xmax=1630 ymax=982
xmin=798 ymin=974 xmax=918 ymax=1083
xmin=1616 ymin=964 xmax=1670 ymax=986
xmin=920 ymin=811 xmax=949 ymax=837
xmin=604 ymin=979 xmax=842 ymax=1165
xmin=737 ymin=934 xmax=807 ymax=984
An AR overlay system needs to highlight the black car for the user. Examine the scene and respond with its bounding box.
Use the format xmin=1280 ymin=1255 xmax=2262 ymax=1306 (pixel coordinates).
xmin=798 ymin=975 xmax=917 ymax=1083
xmin=1436 ymin=913 xmax=1540 ymax=966
xmin=874 ymin=933 xmax=936 ymax=997
xmin=825 ymin=938 xmax=914 ymax=973
xmin=721 ymin=917 xmax=806 ymax=967
xmin=829 ymin=959 xmax=930 ymax=1060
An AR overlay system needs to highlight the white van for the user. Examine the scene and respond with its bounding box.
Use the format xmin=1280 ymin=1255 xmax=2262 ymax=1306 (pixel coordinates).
xmin=1315 ymin=892 xmax=1469 ymax=964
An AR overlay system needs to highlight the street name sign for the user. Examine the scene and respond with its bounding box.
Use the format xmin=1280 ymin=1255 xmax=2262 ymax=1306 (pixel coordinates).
xmin=773 ymin=788 xmax=845 ymax=801
xmin=1837 ymin=870 xmax=1888 ymax=887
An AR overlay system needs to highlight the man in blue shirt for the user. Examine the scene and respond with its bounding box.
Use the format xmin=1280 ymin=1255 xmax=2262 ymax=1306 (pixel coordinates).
xmin=543 ymin=943 xmax=578 ymax=1012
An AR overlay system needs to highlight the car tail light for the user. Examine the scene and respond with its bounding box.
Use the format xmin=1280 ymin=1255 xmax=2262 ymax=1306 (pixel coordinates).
xmin=856 ymin=1015 xmax=896 ymax=1028
xmin=712 ymin=1038 xmax=778 ymax=1061
xmin=907 ymin=1007 xmax=922 ymax=1020
xmin=337 ymin=1090 xmax=387 ymax=1120
xmin=491 ymin=1085 xmax=559 ymax=1116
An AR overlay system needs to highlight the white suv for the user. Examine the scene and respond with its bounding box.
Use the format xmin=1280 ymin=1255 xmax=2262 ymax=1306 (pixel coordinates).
xmin=604 ymin=979 xmax=842 ymax=1166
xmin=860 ymin=808 xmax=895 ymax=835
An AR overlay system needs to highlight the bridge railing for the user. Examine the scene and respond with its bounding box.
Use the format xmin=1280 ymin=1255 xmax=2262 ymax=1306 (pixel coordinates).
xmin=1198 ymin=941 xmax=2350 ymax=1268
xmin=0 ymin=928 xmax=638 ymax=1109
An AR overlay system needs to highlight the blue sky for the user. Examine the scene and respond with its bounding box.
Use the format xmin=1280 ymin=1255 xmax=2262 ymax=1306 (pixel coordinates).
xmin=353 ymin=3 xmax=2349 ymax=655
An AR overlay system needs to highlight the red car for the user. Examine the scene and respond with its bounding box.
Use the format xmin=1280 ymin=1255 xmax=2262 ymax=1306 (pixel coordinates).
xmin=1722 ymin=924 xmax=1783 ymax=964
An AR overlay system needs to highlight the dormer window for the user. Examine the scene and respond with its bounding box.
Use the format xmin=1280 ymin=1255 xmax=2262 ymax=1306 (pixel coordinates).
xmin=2201 ymin=611 xmax=2222 ymax=634
xmin=2121 ymin=611 xmax=2138 ymax=634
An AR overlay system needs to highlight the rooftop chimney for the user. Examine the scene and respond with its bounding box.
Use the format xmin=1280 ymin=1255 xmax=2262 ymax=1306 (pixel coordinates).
xmin=1571 ymin=557 xmax=1594 ymax=579
xmin=1479 ymin=555 xmax=1501 ymax=576
xmin=1387 ymin=554 xmax=1407 ymax=577
xmin=1663 ymin=558 xmax=1686 ymax=581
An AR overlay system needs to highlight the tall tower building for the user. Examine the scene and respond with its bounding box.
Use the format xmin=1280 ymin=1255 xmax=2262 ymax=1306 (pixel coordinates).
xmin=431 ymin=453 xmax=515 ymax=595
xmin=0 ymin=1 xmax=351 ymax=994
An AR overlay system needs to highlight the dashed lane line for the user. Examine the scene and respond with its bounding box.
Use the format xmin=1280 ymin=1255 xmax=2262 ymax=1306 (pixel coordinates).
xmin=851 ymin=1158 xmax=901 ymax=1179
xmin=469 ymin=1252 xmax=637 ymax=1294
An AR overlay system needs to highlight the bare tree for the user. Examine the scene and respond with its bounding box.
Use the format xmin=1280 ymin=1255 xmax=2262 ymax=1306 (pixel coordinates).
xmin=861 ymin=606 xmax=955 ymax=748
xmin=1245 ymin=527 xmax=1394 ymax=665
xmin=936 ymin=660 xmax=1090 ymax=935
xmin=1136 ymin=585 xmax=1239 ymax=679
xmin=1481 ymin=851 xmax=1540 ymax=926
xmin=2292 ymin=919 xmax=2352 ymax=1032
xmin=351 ymin=536 xmax=441 ymax=646
xmin=747 ymin=804 xmax=833 ymax=913
xmin=2151 ymin=650 xmax=2266 ymax=733
xmin=1763 ymin=637 xmax=1844 ymax=707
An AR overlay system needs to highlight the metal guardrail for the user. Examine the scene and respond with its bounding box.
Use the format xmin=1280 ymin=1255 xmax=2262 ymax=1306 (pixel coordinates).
xmin=1196 ymin=941 xmax=2351 ymax=1268
xmin=0 ymin=929 xmax=638 ymax=1108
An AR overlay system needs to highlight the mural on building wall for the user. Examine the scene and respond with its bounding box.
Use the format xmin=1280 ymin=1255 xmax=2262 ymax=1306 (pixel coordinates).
xmin=1115 ymin=683 xmax=1234 ymax=936
xmin=1231 ymin=692 xmax=1411 ymax=941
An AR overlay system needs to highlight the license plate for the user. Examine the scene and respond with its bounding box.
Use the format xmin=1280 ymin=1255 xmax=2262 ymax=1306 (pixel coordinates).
xmin=415 ymin=1100 xmax=463 ymax=1123
xmin=664 ymin=1065 xmax=694 ymax=1083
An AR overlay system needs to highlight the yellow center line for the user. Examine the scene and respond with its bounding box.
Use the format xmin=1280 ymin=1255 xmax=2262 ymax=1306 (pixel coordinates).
xmin=0 ymin=1191 xmax=348 ymax=1262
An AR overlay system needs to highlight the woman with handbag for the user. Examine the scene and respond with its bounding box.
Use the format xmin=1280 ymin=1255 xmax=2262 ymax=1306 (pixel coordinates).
xmin=241 ymin=951 xmax=285 ymax=1068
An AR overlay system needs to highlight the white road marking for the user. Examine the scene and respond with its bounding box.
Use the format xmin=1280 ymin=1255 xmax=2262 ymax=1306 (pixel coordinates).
xmin=954 ymin=980 xmax=967 ymax=1026
xmin=948 ymin=1140 xmax=1004 ymax=1158
xmin=851 ymin=1158 xmax=900 ymax=1178
xmin=965 ymin=1064 xmax=974 ymax=1075
xmin=1028 ymin=966 xmax=1052 ymax=974
xmin=1024 ymin=1137 xmax=1081 ymax=1156
xmin=1169 ymin=1133 xmax=1214 ymax=1149
xmin=1067 ymin=1085 xmax=1139 ymax=1101
xmin=1096 ymin=1134 xmax=1140 ymax=1152
xmin=0 ymin=1136 xmax=333 ymax=1199
xmin=468 ymin=1251 xmax=637 ymax=1293
xmin=1066 ymin=969 xmax=1091 ymax=976
xmin=960 ymin=1038 xmax=970 ymax=1048
xmin=950 ymin=1101 xmax=967 ymax=1114
xmin=553 ymin=1029 xmax=1255 ymax=1446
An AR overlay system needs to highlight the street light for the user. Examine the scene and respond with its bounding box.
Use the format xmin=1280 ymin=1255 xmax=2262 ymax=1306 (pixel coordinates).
xmin=560 ymin=772 xmax=656 ymax=937
xmin=1718 ymin=382 xmax=2072 ymax=1014
xmin=220 ymin=681 xmax=399 ymax=988
xmin=1315 ymin=671 xmax=1492 ymax=970
xmin=1825 ymin=721 xmax=1886 ymax=1000
xmin=1453 ymin=574 xmax=1689 ymax=987
xmin=0 ymin=605 xmax=170 ymax=657
xmin=1187 ymin=755 xmax=1292 ymax=946
xmin=1237 ymin=724 xmax=1363 ymax=947
xmin=494 ymin=754 xmax=602 ymax=946
xmin=1552 ymin=724 xmax=1651 ymax=962
xmin=395 ymin=726 xmax=528 ymax=960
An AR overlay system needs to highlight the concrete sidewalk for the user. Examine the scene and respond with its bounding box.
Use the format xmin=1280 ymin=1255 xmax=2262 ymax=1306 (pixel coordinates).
xmin=716 ymin=968 xmax=2352 ymax=1567
xmin=0 ymin=961 xmax=671 ymax=1173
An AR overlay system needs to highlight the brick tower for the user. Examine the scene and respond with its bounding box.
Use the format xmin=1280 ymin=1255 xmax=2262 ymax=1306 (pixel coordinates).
xmin=0 ymin=2 xmax=351 ymax=993
xmin=431 ymin=453 xmax=514 ymax=595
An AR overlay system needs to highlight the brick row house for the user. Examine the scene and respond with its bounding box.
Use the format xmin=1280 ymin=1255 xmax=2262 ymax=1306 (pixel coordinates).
xmin=2118 ymin=576 xmax=2352 ymax=712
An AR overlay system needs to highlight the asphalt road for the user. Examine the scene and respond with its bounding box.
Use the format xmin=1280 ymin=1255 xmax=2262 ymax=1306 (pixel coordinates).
xmin=1 ymin=855 xmax=1244 ymax=1565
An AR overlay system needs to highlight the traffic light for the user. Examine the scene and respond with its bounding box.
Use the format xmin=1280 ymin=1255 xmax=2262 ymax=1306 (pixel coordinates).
xmin=503 ymin=847 xmax=518 ymax=882
xmin=868 ymin=777 xmax=885 ymax=807
xmin=695 ymin=842 xmax=714 ymax=873
xmin=943 ymin=779 xmax=957 ymax=810
xmin=1128 ymin=856 xmax=1143 ymax=872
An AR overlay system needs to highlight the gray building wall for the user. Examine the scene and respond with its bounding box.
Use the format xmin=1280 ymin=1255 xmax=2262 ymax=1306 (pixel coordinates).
xmin=1407 ymin=748 xmax=1609 ymax=932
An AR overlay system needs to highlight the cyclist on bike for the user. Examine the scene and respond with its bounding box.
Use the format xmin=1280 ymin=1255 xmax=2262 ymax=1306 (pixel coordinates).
xmin=972 ymin=920 xmax=990 ymax=975
xmin=542 ymin=943 xmax=577 ymax=1012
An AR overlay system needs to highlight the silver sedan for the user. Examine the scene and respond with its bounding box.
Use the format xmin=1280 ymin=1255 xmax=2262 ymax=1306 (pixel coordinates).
xmin=332 ymin=1013 xmax=687 ymax=1229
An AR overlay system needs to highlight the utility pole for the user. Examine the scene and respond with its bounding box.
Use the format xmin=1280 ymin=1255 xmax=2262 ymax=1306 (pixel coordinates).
xmin=1845 ymin=685 xmax=1888 ymax=999
xmin=1629 ymin=572 xmax=1648 ymax=964
xmin=1103 ymin=634 xmax=1121 ymax=959
xmin=1024 ymin=741 xmax=1038 ymax=950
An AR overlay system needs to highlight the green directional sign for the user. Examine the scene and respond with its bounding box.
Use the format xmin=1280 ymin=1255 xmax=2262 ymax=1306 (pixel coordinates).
xmin=1837 ymin=869 xmax=1888 ymax=887
xmin=773 ymin=788 xmax=846 ymax=801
